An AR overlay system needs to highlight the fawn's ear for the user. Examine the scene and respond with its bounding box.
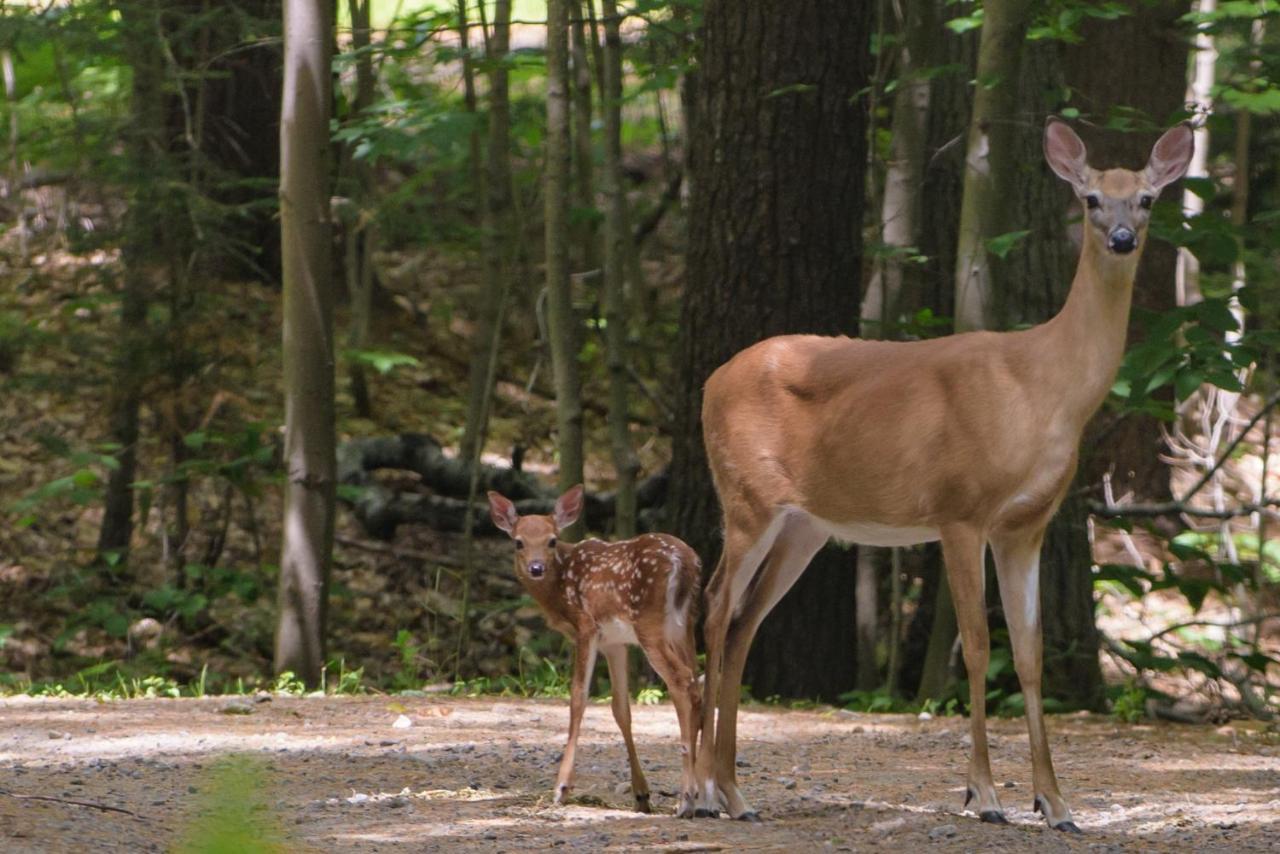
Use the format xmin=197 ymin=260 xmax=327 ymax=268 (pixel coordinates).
xmin=1044 ymin=117 xmax=1090 ymax=194
xmin=488 ymin=491 xmax=519 ymax=535
xmin=1145 ymin=122 xmax=1194 ymax=192
xmin=553 ymin=484 xmax=584 ymax=531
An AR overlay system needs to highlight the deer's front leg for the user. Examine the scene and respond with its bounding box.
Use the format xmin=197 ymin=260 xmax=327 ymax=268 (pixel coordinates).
xmin=991 ymin=529 xmax=1080 ymax=833
xmin=941 ymin=526 xmax=1005 ymax=824
xmin=554 ymin=637 xmax=598 ymax=805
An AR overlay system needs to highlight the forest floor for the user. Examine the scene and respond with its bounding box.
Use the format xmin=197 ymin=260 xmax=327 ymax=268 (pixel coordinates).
xmin=0 ymin=695 xmax=1276 ymax=852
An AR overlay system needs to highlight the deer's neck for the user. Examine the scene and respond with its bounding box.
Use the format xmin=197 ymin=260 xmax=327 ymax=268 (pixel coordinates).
xmin=1041 ymin=235 xmax=1139 ymax=428
xmin=521 ymin=544 xmax=580 ymax=632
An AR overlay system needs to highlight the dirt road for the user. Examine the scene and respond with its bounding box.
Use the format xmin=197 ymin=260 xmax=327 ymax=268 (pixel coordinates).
xmin=0 ymin=695 xmax=1275 ymax=851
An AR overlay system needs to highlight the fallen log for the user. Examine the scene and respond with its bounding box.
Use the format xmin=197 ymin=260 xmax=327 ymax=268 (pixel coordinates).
xmin=337 ymin=433 xmax=668 ymax=539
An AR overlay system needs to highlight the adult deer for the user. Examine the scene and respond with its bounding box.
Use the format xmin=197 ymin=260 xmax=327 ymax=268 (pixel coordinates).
xmin=693 ymin=119 xmax=1194 ymax=830
xmin=488 ymin=485 xmax=702 ymax=816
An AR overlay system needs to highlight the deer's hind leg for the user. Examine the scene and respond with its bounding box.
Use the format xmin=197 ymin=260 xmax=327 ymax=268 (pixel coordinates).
xmin=602 ymin=644 xmax=651 ymax=813
xmin=711 ymin=512 xmax=828 ymax=821
xmin=693 ymin=507 xmax=785 ymax=817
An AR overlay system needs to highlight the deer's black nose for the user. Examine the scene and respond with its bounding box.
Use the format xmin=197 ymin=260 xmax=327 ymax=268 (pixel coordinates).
xmin=1109 ymin=227 xmax=1136 ymax=254
xmin=527 ymin=560 xmax=546 ymax=579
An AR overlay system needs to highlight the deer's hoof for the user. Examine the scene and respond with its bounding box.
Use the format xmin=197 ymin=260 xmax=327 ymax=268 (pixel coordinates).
xmin=634 ymin=793 xmax=652 ymax=814
xmin=979 ymin=810 xmax=1009 ymax=825
xmin=1053 ymin=821 xmax=1083 ymax=834
xmin=693 ymin=808 xmax=719 ymax=819
xmin=736 ymin=810 xmax=762 ymax=823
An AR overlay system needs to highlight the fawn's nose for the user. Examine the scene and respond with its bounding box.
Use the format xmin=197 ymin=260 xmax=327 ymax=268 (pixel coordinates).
xmin=1108 ymin=227 xmax=1136 ymax=254
xmin=527 ymin=560 xmax=546 ymax=579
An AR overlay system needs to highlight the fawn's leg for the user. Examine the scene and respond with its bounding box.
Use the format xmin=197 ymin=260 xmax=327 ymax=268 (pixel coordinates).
xmin=554 ymin=637 xmax=598 ymax=804
xmin=639 ymin=629 xmax=701 ymax=818
xmin=602 ymin=643 xmax=651 ymax=813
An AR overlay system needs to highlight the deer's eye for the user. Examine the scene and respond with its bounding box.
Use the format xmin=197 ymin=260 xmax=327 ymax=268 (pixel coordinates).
xmin=515 ymin=539 xmax=524 ymax=550
xmin=1086 ymin=194 xmax=1101 ymax=210
xmin=548 ymin=537 xmax=557 ymax=548
xmin=1139 ymin=195 xmax=1153 ymax=210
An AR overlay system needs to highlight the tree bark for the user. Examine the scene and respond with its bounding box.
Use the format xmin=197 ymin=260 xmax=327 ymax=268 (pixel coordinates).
xmin=275 ymin=0 xmax=335 ymax=688
xmin=544 ymin=0 xmax=585 ymax=537
xmin=344 ymin=0 xmax=375 ymax=420
xmin=952 ymin=0 xmax=1033 ymax=333
xmin=99 ymin=0 xmax=167 ymax=563
xmin=601 ymin=0 xmax=638 ymax=537
xmin=569 ymin=0 xmax=599 ymax=274
xmin=668 ymin=0 xmax=872 ymax=701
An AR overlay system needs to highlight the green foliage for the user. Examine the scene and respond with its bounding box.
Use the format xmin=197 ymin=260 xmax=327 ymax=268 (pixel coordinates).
xmin=1110 ymin=680 xmax=1149 ymax=724
xmin=345 ymin=349 xmax=422 ymax=375
xmin=174 ymin=756 xmax=286 ymax=854
xmin=1112 ymin=297 xmax=1256 ymax=419
xmin=451 ymin=656 xmax=572 ymax=699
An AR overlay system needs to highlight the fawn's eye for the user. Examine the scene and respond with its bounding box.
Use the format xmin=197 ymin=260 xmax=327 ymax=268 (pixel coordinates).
xmin=515 ymin=539 xmax=524 ymax=550
xmin=548 ymin=537 xmax=557 ymax=548
xmin=1139 ymin=195 xmax=1153 ymax=210
xmin=1086 ymin=194 xmax=1100 ymax=210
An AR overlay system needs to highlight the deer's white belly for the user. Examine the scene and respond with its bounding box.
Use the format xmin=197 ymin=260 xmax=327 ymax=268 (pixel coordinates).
xmin=807 ymin=515 xmax=940 ymax=547
xmin=598 ymin=618 xmax=639 ymax=647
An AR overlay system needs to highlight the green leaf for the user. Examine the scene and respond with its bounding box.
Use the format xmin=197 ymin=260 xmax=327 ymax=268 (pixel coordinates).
xmin=946 ymin=12 xmax=984 ymax=34
xmin=1174 ymin=370 xmax=1204 ymax=401
xmin=345 ymin=349 xmax=420 ymax=375
xmin=764 ymin=83 xmax=816 ymax=99
xmin=984 ymin=230 xmax=1031 ymax=259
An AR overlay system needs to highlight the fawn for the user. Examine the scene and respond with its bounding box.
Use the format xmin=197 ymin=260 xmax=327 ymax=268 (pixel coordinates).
xmin=488 ymin=484 xmax=702 ymax=816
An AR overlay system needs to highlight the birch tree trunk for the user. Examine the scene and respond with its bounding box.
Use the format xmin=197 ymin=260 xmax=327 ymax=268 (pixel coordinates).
xmin=601 ymin=0 xmax=638 ymax=537
xmin=545 ymin=0 xmax=585 ymax=535
xmin=275 ymin=0 xmax=335 ymax=688
xmin=952 ymin=0 xmax=1033 ymax=333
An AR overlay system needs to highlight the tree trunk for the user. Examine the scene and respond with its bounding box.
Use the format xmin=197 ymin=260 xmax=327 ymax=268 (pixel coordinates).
xmin=952 ymin=0 xmax=1033 ymax=333
xmin=569 ymin=0 xmax=599 ymax=274
xmin=668 ymin=0 xmax=872 ymax=702
xmin=344 ymin=0 xmax=375 ymax=419
xmin=275 ymin=0 xmax=335 ymax=688
xmin=99 ymin=0 xmax=168 ymax=563
xmin=601 ymin=0 xmax=638 ymax=537
xmin=861 ymin=0 xmax=935 ymax=337
xmin=545 ymin=0 xmax=585 ymax=536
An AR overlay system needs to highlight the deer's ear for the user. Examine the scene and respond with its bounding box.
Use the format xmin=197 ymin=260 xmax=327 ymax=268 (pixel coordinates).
xmin=487 ymin=491 xmax=519 ymax=535
xmin=1145 ymin=122 xmax=1194 ymax=192
xmin=553 ymin=484 xmax=584 ymax=531
xmin=1044 ymin=117 xmax=1089 ymax=194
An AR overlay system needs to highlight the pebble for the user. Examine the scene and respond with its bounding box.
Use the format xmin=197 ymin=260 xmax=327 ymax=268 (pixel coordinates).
xmin=929 ymin=824 xmax=958 ymax=841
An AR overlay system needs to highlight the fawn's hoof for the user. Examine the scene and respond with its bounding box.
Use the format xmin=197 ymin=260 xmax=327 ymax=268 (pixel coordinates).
xmin=736 ymin=810 xmax=762 ymax=823
xmin=1054 ymin=821 xmax=1083 ymax=834
xmin=693 ymin=807 xmax=719 ymax=819
xmin=979 ymin=810 xmax=1009 ymax=825
xmin=634 ymin=793 xmax=653 ymax=814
